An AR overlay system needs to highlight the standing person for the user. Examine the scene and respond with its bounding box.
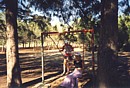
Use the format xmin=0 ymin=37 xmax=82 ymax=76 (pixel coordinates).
xmin=59 ymin=52 xmax=84 ymax=88
xmin=59 ymin=40 xmax=74 ymax=75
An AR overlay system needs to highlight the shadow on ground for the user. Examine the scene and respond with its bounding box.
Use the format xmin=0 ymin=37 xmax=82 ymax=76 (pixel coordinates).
xmin=0 ymin=50 xmax=130 ymax=88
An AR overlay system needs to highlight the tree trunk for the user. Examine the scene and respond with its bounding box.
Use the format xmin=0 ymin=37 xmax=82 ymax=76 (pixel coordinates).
xmin=5 ymin=0 xmax=22 ymax=87
xmin=97 ymin=0 xmax=118 ymax=88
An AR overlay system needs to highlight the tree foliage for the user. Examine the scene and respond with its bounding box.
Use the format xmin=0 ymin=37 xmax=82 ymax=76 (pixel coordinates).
xmin=118 ymin=15 xmax=130 ymax=51
xmin=0 ymin=12 xmax=6 ymax=43
xmin=28 ymin=0 xmax=101 ymax=29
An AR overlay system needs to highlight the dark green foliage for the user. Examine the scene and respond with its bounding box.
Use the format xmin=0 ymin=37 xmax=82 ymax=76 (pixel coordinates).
xmin=118 ymin=16 xmax=130 ymax=51
xmin=118 ymin=29 xmax=129 ymax=50
xmin=78 ymin=31 xmax=91 ymax=43
xmin=31 ymin=15 xmax=48 ymax=31
xmin=0 ymin=12 xmax=6 ymax=46
xmin=64 ymin=33 xmax=77 ymax=42
xmin=58 ymin=33 xmax=77 ymax=43
xmin=28 ymin=0 xmax=101 ymax=28
xmin=123 ymin=43 xmax=130 ymax=52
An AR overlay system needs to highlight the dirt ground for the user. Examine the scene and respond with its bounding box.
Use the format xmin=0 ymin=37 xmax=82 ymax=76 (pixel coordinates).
xmin=0 ymin=48 xmax=93 ymax=88
xmin=0 ymin=48 xmax=130 ymax=88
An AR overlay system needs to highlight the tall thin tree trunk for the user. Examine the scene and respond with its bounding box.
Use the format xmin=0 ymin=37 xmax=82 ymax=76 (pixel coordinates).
xmin=97 ymin=0 xmax=118 ymax=88
xmin=6 ymin=0 xmax=22 ymax=87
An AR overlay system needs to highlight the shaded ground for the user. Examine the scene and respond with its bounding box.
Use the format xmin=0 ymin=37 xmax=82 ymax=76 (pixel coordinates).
xmin=0 ymin=48 xmax=130 ymax=88
xmin=0 ymin=47 xmax=91 ymax=88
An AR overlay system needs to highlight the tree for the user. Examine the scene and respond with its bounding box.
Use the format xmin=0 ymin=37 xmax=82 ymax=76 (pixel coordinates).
xmin=118 ymin=16 xmax=129 ymax=50
xmin=97 ymin=0 xmax=118 ymax=88
xmin=5 ymin=0 xmax=22 ymax=87
xmin=28 ymin=0 xmax=101 ymax=48
xmin=0 ymin=12 xmax=6 ymax=52
xmin=29 ymin=0 xmax=100 ymax=29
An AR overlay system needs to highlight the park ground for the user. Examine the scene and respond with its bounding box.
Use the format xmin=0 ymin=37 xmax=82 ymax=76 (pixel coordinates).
xmin=0 ymin=47 xmax=130 ymax=88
